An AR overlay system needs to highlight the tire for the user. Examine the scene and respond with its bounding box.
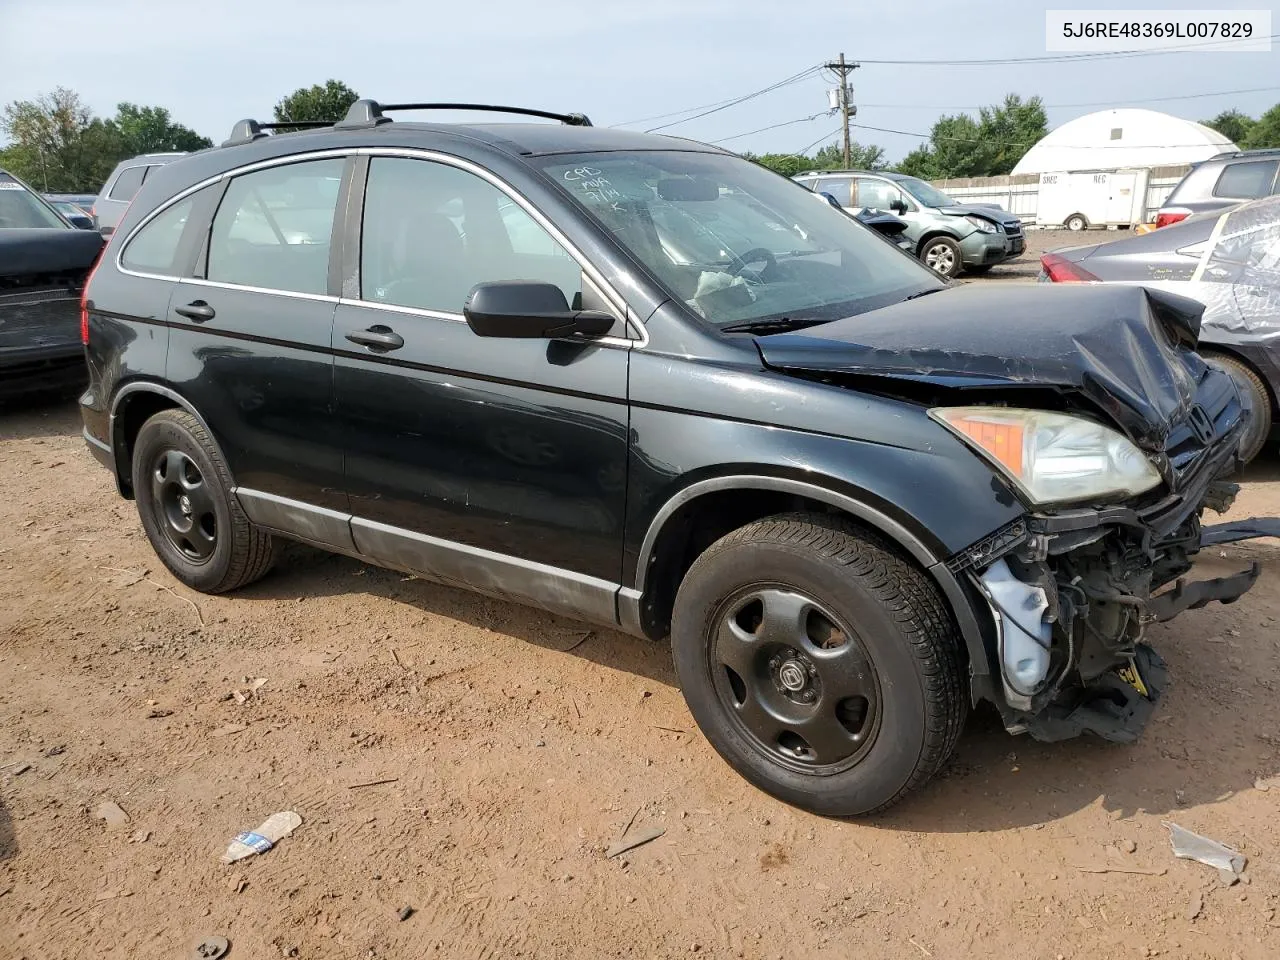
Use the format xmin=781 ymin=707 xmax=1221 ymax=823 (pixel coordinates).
xmin=131 ymin=409 xmax=275 ymax=593
xmin=1065 ymin=214 xmax=1087 ymax=232
xmin=920 ymin=235 xmax=962 ymax=278
xmin=1204 ymin=353 xmax=1272 ymax=463
xmin=670 ymin=513 xmax=966 ymax=816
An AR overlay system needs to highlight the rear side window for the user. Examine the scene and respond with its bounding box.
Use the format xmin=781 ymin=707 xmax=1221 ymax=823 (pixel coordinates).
xmin=206 ymin=158 xmax=344 ymax=295
xmin=360 ymin=156 xmax=581 ymax=313
xmin=815 ymin=177 xmax=852 ymax=206
xmin=108 ymin=166 xmax=148 ymax=201
xmin=121 ymin=196 xmax=196 ymax=274
xmin=1213 ymin=160 xmax=1279 ymax=200
xmin=853 ymin=177 xmax=899 ymax=210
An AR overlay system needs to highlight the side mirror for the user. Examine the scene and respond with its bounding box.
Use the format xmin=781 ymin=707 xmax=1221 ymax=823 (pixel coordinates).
xmin=889 ymin=195 xmax=908 ymax=215
xmin=463 ymin=281 xmax=614 ymax=339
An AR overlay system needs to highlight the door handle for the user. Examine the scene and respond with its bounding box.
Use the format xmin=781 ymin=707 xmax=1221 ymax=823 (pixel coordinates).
xmin=175 ymin=301 xmax=215 ymax=322
xmin=345 ymin=325 xmax=404 ymax=351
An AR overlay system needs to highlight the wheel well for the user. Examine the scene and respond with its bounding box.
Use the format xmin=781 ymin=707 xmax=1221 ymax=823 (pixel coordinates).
xmin=113 ymin=391 xmax=180 ymax=498
xmin=638 ymin=488 xmax=921 ymax=640
xmin=1065 ymin=212 xmax=1088 ymax=226
xmin=1199 ymin=347 xmax=1277 ymax=415
xmin=915 ymin=230 xmax=958 ymax=256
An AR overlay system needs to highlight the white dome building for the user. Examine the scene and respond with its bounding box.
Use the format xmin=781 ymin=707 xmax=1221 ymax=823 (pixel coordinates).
xmin=1012 ymin=108 xmax=1237 ymax=175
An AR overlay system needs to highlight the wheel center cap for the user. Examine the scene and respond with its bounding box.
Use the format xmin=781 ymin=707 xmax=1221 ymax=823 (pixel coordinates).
xmin=179 ymin=495 xmax=192 ymax=516
xmin=778 ymin=659 xmax=808 ymax=692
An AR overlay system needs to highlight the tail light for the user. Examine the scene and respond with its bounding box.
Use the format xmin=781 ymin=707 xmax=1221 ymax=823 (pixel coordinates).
xmin=80 ymin=250 xmax=104 ymax=345
xmin=1155 ymin=208 xmax=1190 ymax=229
xmin=1039 ymin=253 xmax=1100 ymax=283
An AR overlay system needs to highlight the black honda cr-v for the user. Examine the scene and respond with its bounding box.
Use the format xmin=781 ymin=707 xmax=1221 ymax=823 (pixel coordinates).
xmin=78 ymin=99 xmax=1274 ymax=815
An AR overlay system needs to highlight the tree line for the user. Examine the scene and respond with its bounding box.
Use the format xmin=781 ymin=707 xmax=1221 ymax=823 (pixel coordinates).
xmin=0 ymin=81 xmax=361 ymax=193
xmin=3 ymin=81 xmax=1278 ymax=193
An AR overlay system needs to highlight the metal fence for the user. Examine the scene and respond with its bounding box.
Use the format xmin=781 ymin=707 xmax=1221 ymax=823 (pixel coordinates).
xmin=929 ymin=165 xmax=1190 ymax=226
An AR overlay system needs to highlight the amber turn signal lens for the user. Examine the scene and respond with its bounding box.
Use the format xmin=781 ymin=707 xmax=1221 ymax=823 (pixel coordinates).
xmin=946 ymin=416 xmax=1024 ymax=477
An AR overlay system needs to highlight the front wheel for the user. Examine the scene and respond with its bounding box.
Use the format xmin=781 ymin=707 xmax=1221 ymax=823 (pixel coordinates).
xmin=920 ymin=236 xmax=963 ymax=278
xmin=671 ymin=514 xmax=966 ymax=816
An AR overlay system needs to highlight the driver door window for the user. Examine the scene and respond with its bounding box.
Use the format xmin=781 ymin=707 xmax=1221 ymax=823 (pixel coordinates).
xmin=360 ymin=157 xmax=582 ymax=314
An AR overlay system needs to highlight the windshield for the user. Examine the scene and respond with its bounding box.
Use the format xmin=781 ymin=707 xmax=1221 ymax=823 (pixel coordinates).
xmin=896 ymin=177 xmax=956 ymax=208
xmin=535 ymin=151 xmax=941 ymax=328
xmin=0 ymin=175 xmax=67 ymax=229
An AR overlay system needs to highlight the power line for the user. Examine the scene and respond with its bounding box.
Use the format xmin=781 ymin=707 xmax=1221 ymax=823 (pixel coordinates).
xmin=640 ymin=65 xmax=823 ymax=133
xmin=859 ymin=83 xmax=1280 ymax=112
xmin=711 ymin=113 xmax=828 ymax=145
xmin=611 ymin=94 xmax=757 ymax=128
xmin=797 ymin=126 xmax=843 ymax=155
xmin=853 ymin=34 xmax=1280 ymax=66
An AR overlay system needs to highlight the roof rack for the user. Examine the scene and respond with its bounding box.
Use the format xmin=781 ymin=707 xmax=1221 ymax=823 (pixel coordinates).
xmin=336 ymin=99 xmax=592 ymax=129
xmin=221 ymin=119 xmax=337 ymax=147
xmin=1208 ymin=146 xmax=1280 ymax=160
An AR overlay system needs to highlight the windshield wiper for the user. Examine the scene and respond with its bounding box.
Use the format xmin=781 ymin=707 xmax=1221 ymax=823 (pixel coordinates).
xmin=719 ymin=317 xmax=831 ymax=334
xmin=902 ymin=287 xmax=945 ymax=301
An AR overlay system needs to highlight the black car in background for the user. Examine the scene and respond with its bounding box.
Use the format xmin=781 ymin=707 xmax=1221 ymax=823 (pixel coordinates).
xmin=1042 ymin=196 xmax=1280 ymax=462
xmin=77 ymin=101 xmax=1275 ymax=815
xmin=0 ymin=170 xmax=104 ymax=401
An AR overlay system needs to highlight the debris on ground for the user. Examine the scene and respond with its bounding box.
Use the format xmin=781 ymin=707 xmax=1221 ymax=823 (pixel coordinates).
xmin=44 ymin=744 xmax=66 ymax=757
xmin=1163 ymin=821 xmax=1247 ymax=884
xmin=347 ymin=777 xmax=399 ymax=789
xmin=129 ymin=829 xmax=151 ymax=844
xmin=1075 ymin=865 xmax=1165 ymax=876
xmin=220 ymin=811 xmax=302 ymax=864
xmin=606 ymin=825 xmax=665 ymax=859
xmin=398 ymin=905 xmax=415 ymax=921
xmin=93 ymin=800 xmax=130 ymax=827
xmin=191 ymin=935 xmax=230 ymax=959
xmin=210 ymin=723 xmax=248 ymax=738
xmin=1187 ymin=892 xmax=1204 ymax=921
xmin=6 ymin=762 xmax=32 ymax=776
xmin=146 ymin=707 xmax=173 ymax=718
xmin=1122 ymin=839 xmax=1138 ymax=854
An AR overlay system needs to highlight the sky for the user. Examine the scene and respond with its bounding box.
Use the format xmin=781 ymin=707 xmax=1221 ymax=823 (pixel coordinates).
xmin=2 ymin=0 xmax=1278 ymax=162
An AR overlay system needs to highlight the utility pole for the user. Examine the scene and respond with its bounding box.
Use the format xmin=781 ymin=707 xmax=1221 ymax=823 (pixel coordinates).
xmin=824 ymin=53 xmax=860 ymax=168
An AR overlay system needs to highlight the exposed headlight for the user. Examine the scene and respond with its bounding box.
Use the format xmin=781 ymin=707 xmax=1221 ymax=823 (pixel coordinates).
xmin=964 ymin=215 xmax=998 ymax=234
xmin=930 ymin=407 xmax=1162 ymax=506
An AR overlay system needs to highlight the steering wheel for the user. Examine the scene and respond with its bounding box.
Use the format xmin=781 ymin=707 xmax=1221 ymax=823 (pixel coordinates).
xmin=728 ymin=247 xmax=777 ymax=279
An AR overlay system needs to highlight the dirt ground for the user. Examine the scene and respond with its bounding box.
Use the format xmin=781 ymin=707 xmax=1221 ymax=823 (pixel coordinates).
xmin=4 ymin=392 xmax=1280 ymax=960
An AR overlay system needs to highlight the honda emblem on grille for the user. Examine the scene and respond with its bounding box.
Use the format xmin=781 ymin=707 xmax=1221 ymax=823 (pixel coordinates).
xmin=1187 ymin=404 xmax=1214 ymax=444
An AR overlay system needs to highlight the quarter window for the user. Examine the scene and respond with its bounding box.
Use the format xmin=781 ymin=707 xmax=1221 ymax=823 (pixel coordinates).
xmin=1213 ymin=160 xmax=1279 ymax=200
xmin=360 ymin=157 xmax=581 ymax=314
xmin=108 ymin=166 xmax=148 ymax=201
xmin=121 ymin=195 xmax=196 ymax=274
xmin=206 ymin=158 xmax=344 ymax=295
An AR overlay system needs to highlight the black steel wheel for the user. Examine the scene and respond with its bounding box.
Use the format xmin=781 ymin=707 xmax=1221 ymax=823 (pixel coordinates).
xmin=671 ymin=514 xmax=966 ymax=816
xmin=709 ymin=586 xmax=881 ymax=773
xmin=132 ymin=409 xmax=274 ymax=594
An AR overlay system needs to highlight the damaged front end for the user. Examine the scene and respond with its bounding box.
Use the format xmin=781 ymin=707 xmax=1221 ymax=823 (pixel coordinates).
xmin=756 ymin=282 xmax=1276 ymax=745
xmin=953 ymin=362 xmax=1257 ymax=743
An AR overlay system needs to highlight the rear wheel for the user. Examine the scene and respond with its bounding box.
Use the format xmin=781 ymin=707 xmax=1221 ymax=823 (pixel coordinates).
xmin=920 ymin=236 xmax=962 ymax=278
xmin=670 ymin=514 xmax=966 ymax=816
xmin=132 ymin=409 xmax=275 ymax=593
xmin=1065 ymin=214 xmax=1088 ymax=232
xmin=1204 ymin=353 xmax=1272 ymax=463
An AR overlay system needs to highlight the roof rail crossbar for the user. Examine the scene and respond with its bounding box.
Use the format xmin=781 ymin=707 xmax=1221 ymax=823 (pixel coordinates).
xmin=336 ymin=99 xmax=592 ymax=129
xmin=222 ymin=119 xmax=339 ymax=147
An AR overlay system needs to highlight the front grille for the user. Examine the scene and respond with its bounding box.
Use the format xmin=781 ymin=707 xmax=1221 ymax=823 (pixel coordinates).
xmin=1164 ymin=363 xmax=1242 ymax=477
xmin=1002 ymin=221 xmax=1023 ymax=237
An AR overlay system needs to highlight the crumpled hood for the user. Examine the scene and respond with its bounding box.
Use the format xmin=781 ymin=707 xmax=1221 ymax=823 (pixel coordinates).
xmin=756 ymin=283 xmax=1206 ymax=451
xmin=936 ymin=204 xmax=1020 ymax=225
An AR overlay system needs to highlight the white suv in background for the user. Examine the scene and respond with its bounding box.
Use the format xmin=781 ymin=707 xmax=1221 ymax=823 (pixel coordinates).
xmin=92 ymin=153 xmax=186 ymax=236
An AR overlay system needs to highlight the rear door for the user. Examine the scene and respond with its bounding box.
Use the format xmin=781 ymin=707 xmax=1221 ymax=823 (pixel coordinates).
xmin=331 ymin=152 xmax=632 ymax=622
xmin=165 ymin=153 xmax=350 ymax=529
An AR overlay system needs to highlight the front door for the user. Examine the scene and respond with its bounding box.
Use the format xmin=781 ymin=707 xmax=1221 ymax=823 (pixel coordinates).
xmin=332 ymin=154 xmax=631 ymax=623
xmin=166 ymin=155 xmax=349 ymax=524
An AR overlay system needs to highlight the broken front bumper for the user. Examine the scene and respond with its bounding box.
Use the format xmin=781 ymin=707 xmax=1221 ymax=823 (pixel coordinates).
xmin=956 ymin=368 xmax=1276 ymax=744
